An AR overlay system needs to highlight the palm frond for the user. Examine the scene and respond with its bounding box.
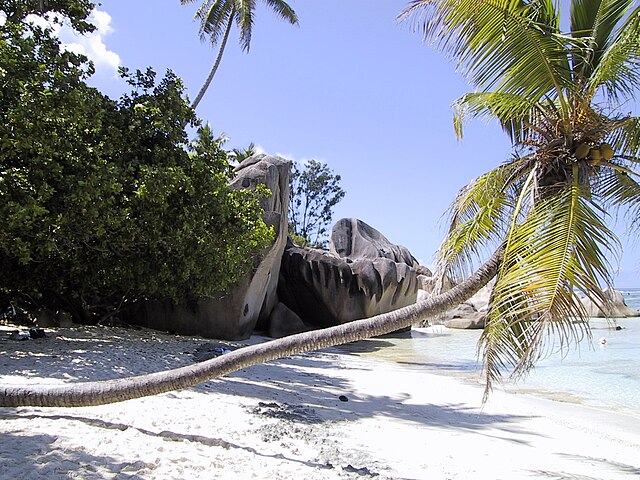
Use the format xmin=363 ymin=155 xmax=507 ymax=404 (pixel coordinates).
xmin=607 ymin=115 xmax=640 ymax=158
xmin=571 ymin=0 xmax=633 ymax=73
xmin=525 ymin=0 xmax=561 ymax=30
xmin=595 ymin=162 xmax=640 ymax=231
xmin=264 ymin=0 xmax=299 ymax=24
xmin=480 ymin=164 xmax=618 ymax=399
xmin=437 ymin=157 xmax=531 ymax=281
xmin=454 ymin=91 xmax=550 ymax=144
xmin=588 ymin=5 xmax=640 ymax=102
xmin=196 ymin=0 xmax=235 ymax=44
xmin=399 ymin=0 xmax=578 ymax=110
xmin=236 ymin=0 xmax=256 ymax=51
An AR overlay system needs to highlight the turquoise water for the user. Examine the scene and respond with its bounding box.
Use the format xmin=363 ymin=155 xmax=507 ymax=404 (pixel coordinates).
xmin=350 ymin=290 xmax=640 ymax=415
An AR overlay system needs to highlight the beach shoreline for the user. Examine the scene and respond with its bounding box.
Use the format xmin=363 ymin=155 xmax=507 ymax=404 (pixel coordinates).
xmin=1 ymin=324 xmax=639 ymax=479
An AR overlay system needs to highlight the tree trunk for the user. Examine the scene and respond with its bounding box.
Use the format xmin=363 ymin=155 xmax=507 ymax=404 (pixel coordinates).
xmin=0 ymin=248 xmax=503 ymax=408
xmin=190 ymin=12 xmax=234 ymax=111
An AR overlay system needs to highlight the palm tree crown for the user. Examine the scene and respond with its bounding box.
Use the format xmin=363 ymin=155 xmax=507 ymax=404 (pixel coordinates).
xmin=401 ymin=0 xmax=640 ymax=397
xmin=181 ymin=0 xmax=298 ymax=110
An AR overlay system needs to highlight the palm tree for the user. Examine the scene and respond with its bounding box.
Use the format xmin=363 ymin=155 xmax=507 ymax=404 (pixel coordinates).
xmin=231 ymin=142 xmax=257 ymax=162
xmin=0 ymin=249 xmax=502 ymax=407
xmin=399 ymin=0 xmax=640 ymax=398
xmin=181 ymin=0 xmax=298 ymax=110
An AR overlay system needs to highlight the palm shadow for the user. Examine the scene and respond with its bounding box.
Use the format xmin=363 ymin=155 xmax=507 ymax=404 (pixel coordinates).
xmin=1 ymin=326 xmax=538 ymax=447
xmin=211 ymin=350 xmax=540 ymax=445
xmin=0 ymin=431 xmax=148 ymax=479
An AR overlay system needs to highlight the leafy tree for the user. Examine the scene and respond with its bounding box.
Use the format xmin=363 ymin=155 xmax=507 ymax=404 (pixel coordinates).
xmin=400 ymin=0 xmax=640 ymax=396
xmin=0 ymin=0 xmax=273 ymax=323
xmin=288 ymin=160 xmax=346 ymax=249
xmin=180 ymin=0 xmax=298 ymax=110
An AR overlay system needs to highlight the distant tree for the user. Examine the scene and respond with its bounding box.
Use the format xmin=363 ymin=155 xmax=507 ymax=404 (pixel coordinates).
xmin=180 ymin=0 xmax=298 ymax=110
xmin=230 ymin=142 xmax=257 ymax=162
xmin=288 ymin=160 xmax=345 ymax=249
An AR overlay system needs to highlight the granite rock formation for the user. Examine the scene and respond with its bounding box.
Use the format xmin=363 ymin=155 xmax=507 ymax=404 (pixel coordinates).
xmin=278 ymin=220 xmax=420 ymax=329
xmin=330 ymin=218 xmax=418 ymax=267
xmin=443 ymin=303 xmax=486 ymax=329
xmin=268 ymin=302 xmax=308 ymax=338
xmin=580 ymin=288 xmax=640 ymax=318
xmin=126 ymin=154 xmax=290 ymax=340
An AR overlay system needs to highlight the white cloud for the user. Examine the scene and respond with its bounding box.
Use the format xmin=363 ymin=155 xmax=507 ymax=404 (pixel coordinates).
xmin=23 ymin=9 xmax=120 ymax=77
xmin=25 ymin=13 xmax=58 ymax=32
xmin=58 ymin=9 xmax=120 ymax=76
xmin=274 ymin=152 xmax=328 ymax=167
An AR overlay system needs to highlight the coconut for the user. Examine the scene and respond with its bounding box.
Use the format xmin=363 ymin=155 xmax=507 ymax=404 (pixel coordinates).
xmin=574 ymin=143 xmax=590 ymax=159
xmin=600 ymin=143 xmax=614 ymax=160
xmin=589 ymin=148 xmax=602 ymax=161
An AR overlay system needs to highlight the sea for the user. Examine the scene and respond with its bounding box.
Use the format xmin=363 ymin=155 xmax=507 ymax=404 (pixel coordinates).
xmin=347 ymin=289 xmax=640 ymax=415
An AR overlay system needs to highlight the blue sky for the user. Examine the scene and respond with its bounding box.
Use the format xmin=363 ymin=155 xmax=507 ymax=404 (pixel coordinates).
xmin=58 ymin=0 xmax=639 ymax=287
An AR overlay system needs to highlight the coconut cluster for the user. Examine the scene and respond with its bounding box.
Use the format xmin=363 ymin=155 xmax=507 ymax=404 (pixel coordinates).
xmin=574 ymin=142 xmax=614 ymax=162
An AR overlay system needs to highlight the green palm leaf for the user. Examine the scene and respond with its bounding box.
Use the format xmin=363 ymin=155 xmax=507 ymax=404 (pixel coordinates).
xmin=606 ymin=116 xmax=640 ymax=158
xmin=400 ymin=0 xmax=579 ymax=110
xmin=481 ymin=164 xmax=618 ymax=398
xmin=438 ymin=157 xmax=531 ymax=279
xmin=454 ymin=91 xmax=553 ymax=144
xmin=587 ymin=4 xmax=640 ymax=101
xmin=571 ymin=0 xmax=634 ymax=76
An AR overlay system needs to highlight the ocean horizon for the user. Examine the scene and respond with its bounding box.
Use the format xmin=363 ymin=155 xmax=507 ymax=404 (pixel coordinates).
xmin=345 ymin=289 xmax=640 ymax=415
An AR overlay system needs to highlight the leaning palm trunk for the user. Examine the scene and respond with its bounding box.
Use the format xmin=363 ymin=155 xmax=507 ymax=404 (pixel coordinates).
xmin=0 ymin=249 xmax=502 ymax=408
xmin=190 ymin=13 xmax=234 ymax=111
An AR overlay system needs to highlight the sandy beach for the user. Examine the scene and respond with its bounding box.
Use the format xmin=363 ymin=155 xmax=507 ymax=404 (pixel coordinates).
xmin=1 ymin=324 xmax=639 ymax=480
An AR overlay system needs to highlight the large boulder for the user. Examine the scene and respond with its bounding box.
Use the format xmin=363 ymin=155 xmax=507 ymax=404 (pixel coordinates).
xmin=580 ymin=288 xmax=640 ymax=318
xmin=125 ymin=154 xmax=290 ymax=340
xmin=330 ymin=218 xmax=419 ymax=267
xmin=278 ymin=220 xmax=420 ymax=329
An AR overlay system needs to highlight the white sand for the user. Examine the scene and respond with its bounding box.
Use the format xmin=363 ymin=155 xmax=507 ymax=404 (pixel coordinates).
xmin=1 ymin=324 xmax=639 ymax=480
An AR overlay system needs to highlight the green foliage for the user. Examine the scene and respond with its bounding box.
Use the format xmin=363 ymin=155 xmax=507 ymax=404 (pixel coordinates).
xmin=402 ymin=0 xmax=640 ymax=398
xmin=0 ymin=2 xmax=273 ymax=322
xmin=288 ymin=160 xmax=345 ymax=249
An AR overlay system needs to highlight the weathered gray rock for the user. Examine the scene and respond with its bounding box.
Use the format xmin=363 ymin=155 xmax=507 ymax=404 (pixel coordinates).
xmin=580 ymin=288 xmax=640 ymax=318
xmin=466 ymin=283 xmax=493 ymax=312
xmin=34 ymin=308 xmax=57 ymax=328
xmin=417 ymin=279 xmax=491 ymax=328
xmin=268 ymin=302 xmax=308 ymax=338
xmin=278 ymin=239 xmax=419 ymax=328
xmin=126 ymin=154 xmax=290 ymax=340
xmin=57 ymin=311 xmax=74 ymax=328
xmin=443 ymin=303 xmax=486 ymax=329
xmin=330 ymin=218 xmax=418 ymax=267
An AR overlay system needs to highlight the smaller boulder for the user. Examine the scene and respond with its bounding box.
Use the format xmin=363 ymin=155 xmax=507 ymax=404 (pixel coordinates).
xmin=57 ymin=311 xmax=74 ymax=328
xmin=441 ymin=303 xmax=486 ymax=329
xmin=444 ymin=316 xmax=486 ymax=330
xmin=580 ymin=288 xmax=640 ymax=318
xmin=35 ymin=308 xmax=57 ymax=328
xmin=268 ymin=302 xmax=308 ymax=338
